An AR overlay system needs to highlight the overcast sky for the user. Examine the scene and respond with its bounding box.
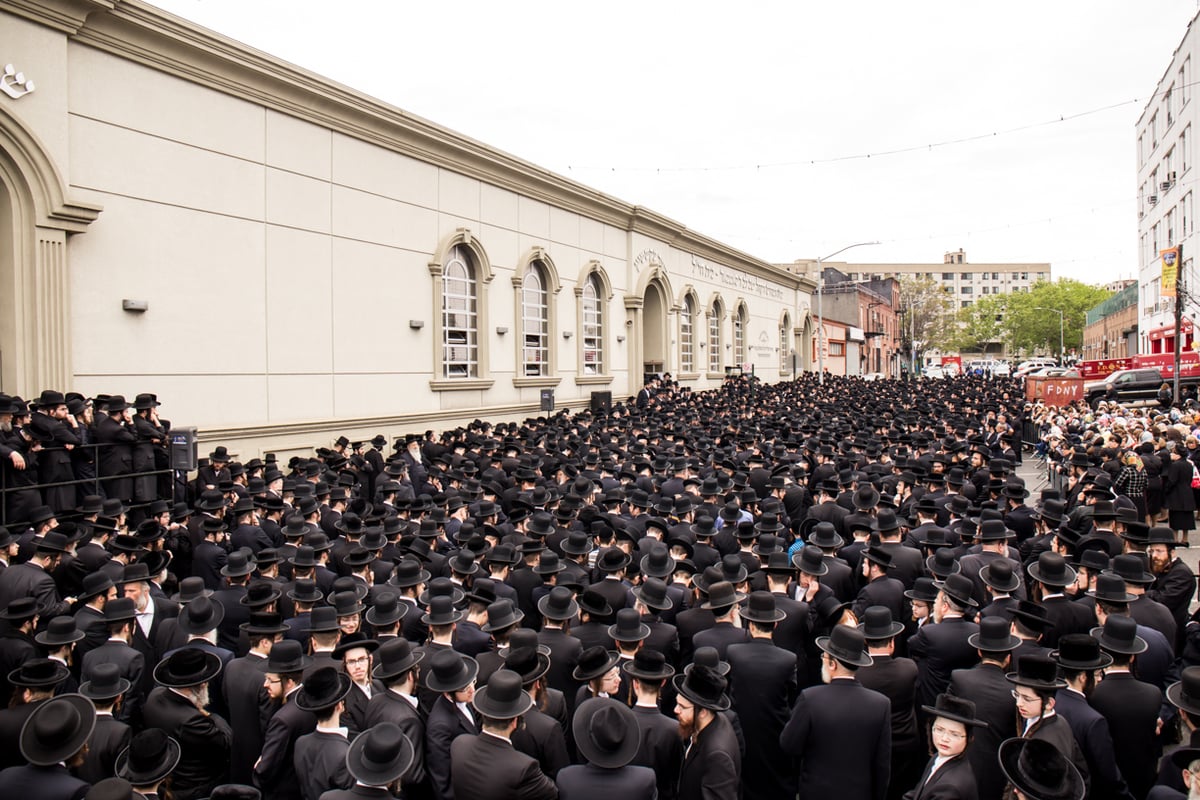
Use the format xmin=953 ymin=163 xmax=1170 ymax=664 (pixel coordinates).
xmin=149 ymin=0 xmax=1200 ymax=283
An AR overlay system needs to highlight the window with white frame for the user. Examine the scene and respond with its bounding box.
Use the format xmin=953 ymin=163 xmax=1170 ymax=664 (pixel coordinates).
xmin=581 ymin=275 xmax=603 ymax=375
xmin=521 ymin=266 xmax=549 ymax=377
xmin=680 ymin=295 xmax=696 ymax=374
xmin=779 ymin=315 xmax=790 ymax=372
xmin=733 ymin=305 xmax=746 ymax=366
xmin=442 ymin=245 xmax=477 ymax=378
xmin=708 ymin=301 xmax=723 ymax=373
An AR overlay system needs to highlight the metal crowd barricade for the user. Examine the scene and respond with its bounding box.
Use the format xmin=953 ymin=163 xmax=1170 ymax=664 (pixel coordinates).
xmin=0 ymin=439 xmax=174 ymax=530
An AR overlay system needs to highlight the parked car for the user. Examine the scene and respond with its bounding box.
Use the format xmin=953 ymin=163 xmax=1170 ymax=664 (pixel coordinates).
xmin=922 ymin=365 xmax=946 ymax=379
xmin=1014 ymin=358 xmax=1057 ymax=378
xmin=992 ymin=361 xmax=1011 ymax=377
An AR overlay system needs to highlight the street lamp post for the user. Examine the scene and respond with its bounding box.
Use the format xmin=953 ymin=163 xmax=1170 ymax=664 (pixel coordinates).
xmin=1032 ymin=307 xmax=1064 ymax=363
xmin=817 ymin=241 xmax=880 ymax=384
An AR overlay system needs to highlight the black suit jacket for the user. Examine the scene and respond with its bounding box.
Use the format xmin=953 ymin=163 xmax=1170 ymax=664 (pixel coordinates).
xmin=224 ymin=652 xmax=273 ymax=784
xmin=903 ymin=754 xmax=978 ymax=800
xmin=678 ymin=710 xmax=741 ymax=800
xmin=81 ymin=640 xmax=145 ymax=724
xmin=1054 ymin=689 xmax=1133 ymax=800
xmin=692 ymin=621 xmax=750 ymax=660
xmin=555 ymin=763 xmax=657 ymax=800
xmin=426 ymin=693 xmax=477 ymax=800
xmin=293 ymin=729 xmax=352 ymax=800
xmin=511 ymin=707 xmax=570 ymax=780
xmin=538 ymin=626 xmax=583 ymax=698
xmin=856 ymin=653 xmax=920 ymax=755
xmin=1038 ymin=595 xmax=1095 ymax=648
xmin=76 ymin=712 xmax=131 ymax=785
xmin=630 ymin=704 xmax=683 ymax=800
xmin=0 ymin=562 xmax=69 ymax=620
xmin=1088 ymin=672 xmax=1161 ymax=800
xmin=727 ymin=638 xmax=798 ymax=800
xmin=452 ymin=619 xmax=493 ymax=658
xmin=362 ymin=690 xmax=427 ymax=789
xmin=0 ymin=699 xmax=45 ymax=770
xmin=853 ymin=575 xmax=907 ymax=622
xmin=141 ymin=686 xmax=233 ymax=800
xmin=907 ymin=616 xmax=980 ymax=707
xmin=449 ymin=732 xmax=558 ymax=800
xmin=0 ymin=763 xmax=89 ymax=800
xmin=780 ymin=678 xmax=891 ymax=800
xmin=254 ymin=696 xmax=316 ymax=800
xmin=948 ymin=663 xmax=1016 ymax=800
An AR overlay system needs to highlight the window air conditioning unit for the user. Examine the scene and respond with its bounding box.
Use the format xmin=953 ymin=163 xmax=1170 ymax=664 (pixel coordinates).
xmin=1161 ymin=181 xmax=1173 ymax=193
xmin=1149 ymin=195 xmax=1159 ymax=205
xmin=1139 ymin=211 xmax=1145 ymax=219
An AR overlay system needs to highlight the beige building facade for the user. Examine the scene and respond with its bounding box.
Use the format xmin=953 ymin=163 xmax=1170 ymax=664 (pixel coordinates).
xmin=0 ymin=0 xmax=815 ymax=457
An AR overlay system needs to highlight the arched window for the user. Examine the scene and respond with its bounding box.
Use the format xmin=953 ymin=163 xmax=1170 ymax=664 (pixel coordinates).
xmin=442 ymin=244 xmax=477 ymax=378
xmin=708 ymin=299 xmax=723 ymax=373
xmin=521 ymin=265 xmax=548 ymax=377
xmin=582 ymin=274 xmax=604 ymax=375
xmin=780 ymin=313 xmax=791 ymax=372
xmin=680 ymin=295 xmax=696 ymax=374
xmin=733 ymin=304 xmax=747 ymax=366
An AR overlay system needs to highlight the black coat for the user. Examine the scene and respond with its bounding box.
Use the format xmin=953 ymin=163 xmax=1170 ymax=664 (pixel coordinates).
xmin=1088 ymin=672 xmax=1162 ymax=800
xmin=856 ymin=654 xmax=921 ymax=756
xmin=0 ymin=699 xmax=45 ymax=770
xmin=362 ymin=690 xmax=427 ymax=790
xmin=902 ymin=754 xmax=978 ymax=800
xmin=141 ymin=686 xmax=233 ymax=800
xmin=449 ymin=732 xmax=558 ymax=800
xmin=908 ymin=617 xmax=980 ymax=708
xmin=677 ymin=710 xmax=741 ymax=800
xmin=630 ymin=704 xmax=683 ymax=800
xmin=853 ymin=576 xmax=907 ymax=623
xmin=452 ymin=619 xmax=493 ymax=658
xmin=253 ymin=696 xmax=316 ymax=800
xmin=692 ymin=621 xmax=750 ymax=660
xmin=1148 ymin=558 xmax=1196 ymax=651
xmin=0 ymin=763 xmax=89 ymax=800
xmin=81 ymin=640 xmax=145 ymax=725
xmin=319 ymin=785 xmax=397 ymax=800
xmin=293 ymin=729 xmax=353 ymax=800
xmin=1026 ymin=714 xmax=1090 ymax=795
xmin=224 ymin=652 xmax=273 ymax=785
xmin=537 ymin=627 xmax=583 ymax=698
xmin=1053 ymin=689 xmax=1133 ymax=800
xmin=426 ymin=694 xmax=477 ymax=800
xmin=948 ymin=663 xmax=1016 ymax=800
xmin=820 ymin=554 xmax=857 ymax=603
xmin=1164 ymin=456 xmax=1197 ymax=512
xmin=511 ymin=707 xmax=570 ymax=780
xmin=94 ymin=414 xmax=136 ymax=501
xmin=556 ymin=763 xmax=658 ymax=800
xmin=76 ymin=713 xmax=131 ymax=784
xmin=780 ymin=677 xmax=892 ymax=800
xmin=0 ymin=562 xmax=70 ymax=621
xmin=726 ymin=638 xmax=798 ymax=800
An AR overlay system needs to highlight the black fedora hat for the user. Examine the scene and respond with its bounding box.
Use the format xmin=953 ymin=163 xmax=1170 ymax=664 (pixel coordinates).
xmin=365 ymin=591 xmax=408 ymax=628
xmin=935 ymin=573 xmax=979 ymax=608
xmin=573 ymin=646 xmax=621 ymax=682
xmin=632 ymin=577 xmax=673 ymax=612
xmin=792 ymin=546 xmax=828 ymax=576
xmin=154 ymin=648 xmax=223 ymax=688
xmin=1090 ymin=614 xmax=1147 ymax=656
xmin=332 ymin=632 xmax=379 ymax=662
xmin=295 ymin=666 xmax=353 ymax=713
xmin=816 ymin=624 xmax=873 ymax=669
xmin=1028 ymin=552 xmax=1077 ymax=589
xmin=967 ymin=616 xmax=1020 ymax=652
xmin=1053 ymin=634 xmax=1113 ymax=671
xmin=220 ymin=550 xmax=255 ymax=579
xmin=904 ymin=576 xmax=939 ymax=604
xmin=418 ymin=577 xmax=466 ymax=608
xmin=240 ymin=611 xmax=289 ymax=638
xmin=701 ymin=581 xmax=746 ymax=612
xmin=346 ymin=721 xmax=415 ymax=787
xmin=807 ymin=522 xmax=844 ymax=549
xmin=372 ymin=637 xmax=425 ymax=681
xmin=259 ymin=639 xmax=312 ymax=675
xmin=925 ymin=549 xmax=960 ymax=580
xmin=572 ymin=697 xmax=642 ymax=769
xmin=998 ymin=737 xmax=1086 ymax=800
xmin=78 ymin=572 xmax=116 ymax=603
xmin=1006 ymin=654 xmax=1066 ymax=690
xmin=286 ymin=577 xmax=324 ymax=605
xmin=10 ymin=658 xmax=70 ymax=689
xmin=688 ymin=646 xmax=731 ymax=677
xmin=35 ymin=616 xmax=83 ymax=648
xmin=20 ymin=694 xmax=96 ymax=766
xmin=537 ymin=586 xmax=580 ymax=621
xmin=921 ymin=692 xmax=987 ymax=728
xmin=1167 ymin=666 xmax=1200 ymax=716
xmin=1103 ymin=554 xmax=1155 ymax=586
xmin=178 ymin=596 xmax=224 ymax=636
xmin=503 ymin=645 xmax=551 ymax=686
xmin=239 ymin=580 xmax=282 ymax=609
xmin=115 ymin=728 xmax=181 ymax=786
xmin=1088 ymin=574 xmax=1135 ymax=603
xmin=622 ymin=648 xmax=675 ymax=682
xmin=578 ymin=588 xmax=613 ymax=618
xmin=1009 ymin=600 xmax=1054 ymax=634
xmin=608 ymin=608 xmax=651 ymax=643
xmin=979 ymin=560 xmax=1021 ymax=593
xmin=672 ymin=662 xmax=731 ymax=712
xmin=472 ymin=669 xmax=533 ymax=719
xmin=740 ymin=591 xmax=785 ymax=624
xmin=639 ymin=545 xmax=676 ymax=579
xmin=976 ymin=519 xmax=1014 ymax=542
xmin=389 ymin=559 xmax=431 ymax=588
xmin=481 ymin=599 xmax=524 ymax=633
xmin=858 ymin=606 xmax=904 ymax=641
xmin=79 ymin=662 xmax=131 ymax=701
xmin=425 ymin=649 xmax=479 ymax=693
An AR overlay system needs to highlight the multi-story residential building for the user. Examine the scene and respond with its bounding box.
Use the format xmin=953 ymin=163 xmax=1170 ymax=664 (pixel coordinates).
xmin=1137 ymin=10 xmax=1198 ymax=356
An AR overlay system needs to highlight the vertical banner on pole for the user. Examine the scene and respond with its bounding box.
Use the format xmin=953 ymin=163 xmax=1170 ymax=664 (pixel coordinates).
xmin=1162 ymin=247 xmax=1181 ymax=297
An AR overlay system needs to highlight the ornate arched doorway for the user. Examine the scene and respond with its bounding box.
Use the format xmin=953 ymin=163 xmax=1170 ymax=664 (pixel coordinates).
xmin=643 ymin=281 xmax=667 ymax=377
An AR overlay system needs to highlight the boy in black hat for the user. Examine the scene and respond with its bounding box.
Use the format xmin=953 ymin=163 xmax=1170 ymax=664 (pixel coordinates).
xmin=292 ymin=666 xmax=354 ymax=800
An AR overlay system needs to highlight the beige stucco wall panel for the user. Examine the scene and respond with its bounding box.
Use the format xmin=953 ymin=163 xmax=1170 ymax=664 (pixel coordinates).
xmin=330 ymin=239 xmax=428 ymax=374
xmin=265 ymin=225 xmax=333 ymax=373
xmin=331 ymin=132 xmax=438 ymax=207
xmin=70 ymin=43 xmax=265 ymax=164
xmin=69 ymin=374 xmax=269 ymax=433
xmin=68 ymin=193 xmax=266 ymax=375
xmin=477 ymin=223 xmax=519 ymax=269
xmin=481 ymin=183 xmax=519 ymax=231
xmin=517 ymin=195 xmax=550 ymax=240
xmin=268 ymin=373 xmax=334 ymax=424
xmin=549 ymin=207 xmax=580 ymax=248
xmin=266 ymin=167 xmax=331 ymax=234
xmin=579 ymin=217 xmax=604 ymax=256
xmin=4 ymin=16 xmax=70 ymax=173
xmin=331 ymin=184 xmax=435 ymax=252
xmin=265 ymin=110 xmax=332 ymax=181
xmin=334 ymin=373 xmax=437 ymax=419
xmin=69 ymin=116 xmax=265 ymax=221
xmin=438 ymin=169 xmax=480 ymax=222
xmin=604 ymin=225 xmax=626 ymax=261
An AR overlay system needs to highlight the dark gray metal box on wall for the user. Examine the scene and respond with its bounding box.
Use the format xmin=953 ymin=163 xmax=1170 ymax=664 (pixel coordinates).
xmin=540 ymin=389 xmax=554 ymax=412
xmin=590 ymin=391 xmax=611 ymax=413
xmin=169 ymin=427 xmax=198 ymax=471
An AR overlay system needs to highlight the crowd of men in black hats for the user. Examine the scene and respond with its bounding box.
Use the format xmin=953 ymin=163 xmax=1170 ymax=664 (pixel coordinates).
xmin=2 ymin=371 xmax=1200 ymax=800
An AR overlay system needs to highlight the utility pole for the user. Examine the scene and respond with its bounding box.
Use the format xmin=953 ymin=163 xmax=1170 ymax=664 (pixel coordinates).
xmin=1174 ymin=243 xmax=1185 ymax=403
xmin=816 ymin=241 xmax=879 ymax=384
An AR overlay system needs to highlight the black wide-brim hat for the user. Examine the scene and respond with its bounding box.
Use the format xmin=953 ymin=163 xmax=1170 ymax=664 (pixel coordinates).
xmin=815 ymin=624 xmax=873 ymax=669
xmin=998 ymin=737 xmax=1086 ymax=800
xmin=472 ymin=669 xmax=534 ymax=719
xmin=115 ymin=729 xmax=182 ymax=786
xmin=572 ymin=697 xmax=642 ymax=769
xmin=1006 ymin=654 xmax=1066 ymax=690
xmin=20 ymin=694 xmax=96 ymax=767
xmin=1168 ymin=667 xmax=1200 ymax=716
xmin=921 ymin=693 xmax=987 ymax=728
xmin=78 ymin=663 xmax=132 ymax=701
xmin=295 ymin=667 xmax=353 ymax=713
xmin=671 ymin=663 xmax=731 ymax=712
xmin=346 ymin=721 xmax=415 ymax=787
xmin=424 ymin=652 xmax=479 ymax=693
xmin=154 ymin=649 xmax=223 ymax=688
xmin=573 ymin=647 xmax=621 ymax=682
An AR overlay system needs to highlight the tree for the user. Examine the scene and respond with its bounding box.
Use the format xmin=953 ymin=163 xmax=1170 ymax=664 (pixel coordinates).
xmin=1003 ymin=279 xmax=1111 ymax=358
xmin=897 ymin=276 xmax=955 ymax=365
xmin=952 ymin=295 xmax=1009 ymax=354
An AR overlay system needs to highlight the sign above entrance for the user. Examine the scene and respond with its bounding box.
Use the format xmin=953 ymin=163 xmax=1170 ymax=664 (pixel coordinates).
xmin=634 ymin=249 xmax=664 ymax=273
xmin=690 ymin=256 xmax=784 ymax=301
xmin=1 ymin=64 xmax=35 ymax=100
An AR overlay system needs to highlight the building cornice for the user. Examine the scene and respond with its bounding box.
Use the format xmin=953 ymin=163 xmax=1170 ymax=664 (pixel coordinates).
xmin=50 ymin=0 xmax=802 ymax=288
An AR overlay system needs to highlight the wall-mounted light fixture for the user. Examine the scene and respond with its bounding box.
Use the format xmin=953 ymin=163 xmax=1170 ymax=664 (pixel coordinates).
xmin=562 ymin=331 xmax=573 ymax=339
xmin=496 ymin=326 xmax=508 ymax=335
xmin=408 ymin=320 xmax=424 ymax=329
xmin=122 ymin=299 xmax=148 ymax=313
xmin=616 ymin=335 xmax=626 ymax=343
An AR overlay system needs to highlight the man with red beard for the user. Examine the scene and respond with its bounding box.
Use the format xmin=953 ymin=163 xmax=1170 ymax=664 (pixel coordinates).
xmin=1146 ymin=526 xmax=1195 ymax=652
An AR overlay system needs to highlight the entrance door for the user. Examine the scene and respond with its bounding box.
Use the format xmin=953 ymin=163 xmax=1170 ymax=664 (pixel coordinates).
xmin=643 ymin=282 xmax=666 ymax=376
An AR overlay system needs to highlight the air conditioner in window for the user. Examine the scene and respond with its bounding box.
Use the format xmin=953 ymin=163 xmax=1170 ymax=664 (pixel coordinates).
xmin=1161 ymin=181 xmax=1173 ymax=192
xmin=1150 ymin=195 xmax=1159 ymax=205
xmin=1139 ymin=211 xmax=1145 ymax=219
